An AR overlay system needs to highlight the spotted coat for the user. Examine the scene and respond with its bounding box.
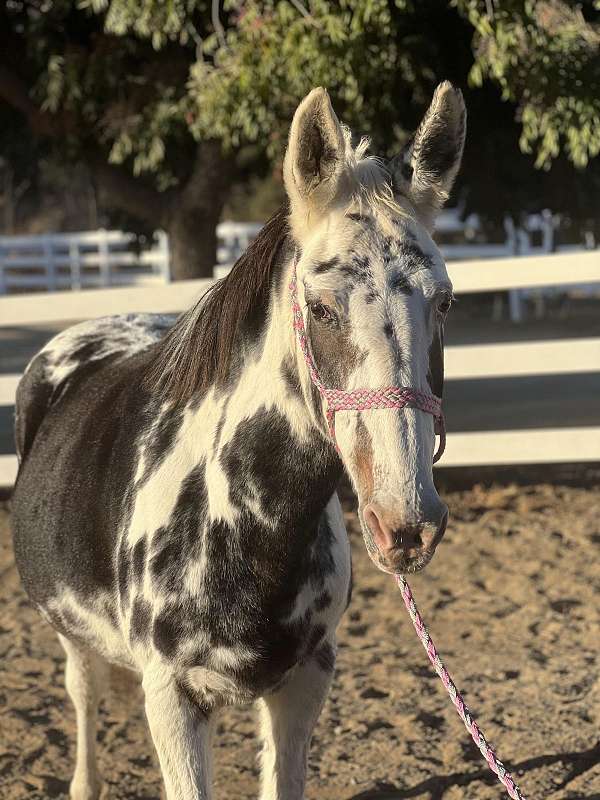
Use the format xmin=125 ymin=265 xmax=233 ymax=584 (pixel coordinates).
xmin=11 ymin=82 xmax=465 ymax=800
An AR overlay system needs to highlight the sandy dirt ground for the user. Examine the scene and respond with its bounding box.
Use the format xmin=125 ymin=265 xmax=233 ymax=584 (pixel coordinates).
xmin=1 ymin=483 xmax=600 ymax=800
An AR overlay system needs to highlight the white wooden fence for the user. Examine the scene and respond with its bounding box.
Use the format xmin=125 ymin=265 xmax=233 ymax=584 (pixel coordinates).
xmin=0 ymin=222 xmax=264 ymax=293
xmin=0 ymin=249 xmax=599 ymax=487
xmin=216 ymin=221 xmax=263 ymax=274
xmin=0 ymin=230 xmax=171 ymax=292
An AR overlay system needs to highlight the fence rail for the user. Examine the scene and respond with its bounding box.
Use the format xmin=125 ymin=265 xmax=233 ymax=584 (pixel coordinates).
xmin=0 ymin=229 xmax=171 ymax=293
xmin=0 ymin=250 xmax=599 ymax=487
xmin=0 ymin=250 xmax=597 ymax=326
xmin=1 ymin=337 xmax=598 ymax=402
xmin=0 ymin=223 xmax=267 ymax=293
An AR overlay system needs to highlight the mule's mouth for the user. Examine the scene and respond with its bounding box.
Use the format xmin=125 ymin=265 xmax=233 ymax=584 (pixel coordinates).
xmin=360 ymin=527 xmax=436 ymax=575
xmin=368 ymin=546 xmax=434 ymax=575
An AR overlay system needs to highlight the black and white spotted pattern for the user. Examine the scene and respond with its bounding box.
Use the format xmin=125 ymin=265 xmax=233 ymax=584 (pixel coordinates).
xmin=11 ymin=82 xmax=465 ymax=800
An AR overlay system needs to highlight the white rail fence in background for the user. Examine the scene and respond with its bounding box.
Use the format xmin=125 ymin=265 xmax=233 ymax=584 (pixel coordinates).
xmin=0 ymin=250 xmax=599 ymax=488
xmin=216 ymin=221 xmax=263 ymax=272
xmin=4 ymin=211 xmax=596 ymax=309
xmin=0 ymin=230 xmax=171 ymax=293
xmin=0 ymin=222 xmax=263 ymax=294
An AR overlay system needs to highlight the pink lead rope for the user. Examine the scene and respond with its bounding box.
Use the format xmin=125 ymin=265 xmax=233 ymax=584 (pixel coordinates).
xmin=396 ymin=575 xmax=527 ymax=799
xmin=291 ymin=267 xmax=527 ymax=800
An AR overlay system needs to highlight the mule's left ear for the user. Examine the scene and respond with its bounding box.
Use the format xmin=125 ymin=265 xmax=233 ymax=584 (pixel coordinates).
xmin=283 ymin=87 xmax=346 ymax=232
xmin=391 ymin=82 xmax=466 ymax=229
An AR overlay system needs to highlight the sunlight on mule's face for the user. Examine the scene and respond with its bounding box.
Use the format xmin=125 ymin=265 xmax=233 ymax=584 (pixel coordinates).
xmin=284 ymin=84 xmax=466 ymax=574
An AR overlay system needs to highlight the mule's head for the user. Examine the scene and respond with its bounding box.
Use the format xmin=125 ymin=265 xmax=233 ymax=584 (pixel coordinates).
xmin=284 ymin=84 xmax=466 ymax=574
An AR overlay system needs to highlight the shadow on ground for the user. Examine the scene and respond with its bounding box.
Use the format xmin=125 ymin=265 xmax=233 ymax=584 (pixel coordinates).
xmin=350 ymin=740 xmax=600 ymax=799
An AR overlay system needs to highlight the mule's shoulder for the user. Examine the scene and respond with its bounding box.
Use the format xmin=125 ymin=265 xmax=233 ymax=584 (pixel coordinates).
xmin=15 ymin=313 xmax=174 ymax=462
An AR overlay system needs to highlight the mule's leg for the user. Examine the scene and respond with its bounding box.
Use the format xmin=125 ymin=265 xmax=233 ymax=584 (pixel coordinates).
xmin=259 ymin=641 xmax=336 ymax=800
xmin=143 ymin=667 xmax=215 ymax=800
xmin=59 ymin=634 xmax=108 ymax=800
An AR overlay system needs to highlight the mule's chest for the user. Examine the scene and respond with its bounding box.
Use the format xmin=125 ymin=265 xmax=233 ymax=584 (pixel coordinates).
xmin=181 ymin=526 xmax=351 ymax=705
xmin=124 ymin=495 xmax=351 ymax=697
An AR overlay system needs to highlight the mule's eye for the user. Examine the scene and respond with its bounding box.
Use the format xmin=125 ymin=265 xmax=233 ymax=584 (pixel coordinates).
xmin=437 ymin=292 xmax=453 ymax=315
xmin=310 ymin=302 xmax=337 ymax=326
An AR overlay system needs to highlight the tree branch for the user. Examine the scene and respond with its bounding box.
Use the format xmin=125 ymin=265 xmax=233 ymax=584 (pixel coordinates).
xmin=212 ymin=0 xmax=227 ymax=50
xmin=0 ymin=64 xmax=69 ymax=137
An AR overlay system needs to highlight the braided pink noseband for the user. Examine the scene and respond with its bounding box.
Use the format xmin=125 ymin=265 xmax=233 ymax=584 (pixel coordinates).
xmin=290 ymin=270 xmax=446 ymax=462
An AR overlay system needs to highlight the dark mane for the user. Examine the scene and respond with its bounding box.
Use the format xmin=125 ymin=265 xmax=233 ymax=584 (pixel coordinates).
xmin=146 ymin=206 xmax=290 ymax=405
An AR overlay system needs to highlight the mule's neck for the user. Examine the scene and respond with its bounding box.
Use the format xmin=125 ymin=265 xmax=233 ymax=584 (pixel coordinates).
xmin=193 ymin=251 xmax=341 ymax=532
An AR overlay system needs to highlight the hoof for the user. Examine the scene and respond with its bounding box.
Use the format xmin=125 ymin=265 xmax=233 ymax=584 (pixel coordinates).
xmin=70 ymin=775 xmax=102 ymax=800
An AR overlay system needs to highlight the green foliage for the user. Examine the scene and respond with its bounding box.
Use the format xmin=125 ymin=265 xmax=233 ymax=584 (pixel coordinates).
xmin=456 ymin=0 xmax=600 ymax=167
xmin=188 ymin=0 xmax=400 ymax=155
xmin=2 ymin=0 xmax=599 ymax=231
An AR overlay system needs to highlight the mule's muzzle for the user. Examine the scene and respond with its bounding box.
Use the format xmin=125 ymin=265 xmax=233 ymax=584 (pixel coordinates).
xmin=362 ymin=503 xmax=448 ymax=574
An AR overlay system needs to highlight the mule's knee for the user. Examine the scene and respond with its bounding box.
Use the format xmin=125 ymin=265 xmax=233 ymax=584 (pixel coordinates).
xmin=259 ymin=648 xmax=335 ymax=800
xmin=143 ymin=665 xmax=216 ymax=800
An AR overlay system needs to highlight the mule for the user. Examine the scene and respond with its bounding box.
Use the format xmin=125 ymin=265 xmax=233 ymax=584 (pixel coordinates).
xmin=12 ymin=82 xmax=465 ymax=800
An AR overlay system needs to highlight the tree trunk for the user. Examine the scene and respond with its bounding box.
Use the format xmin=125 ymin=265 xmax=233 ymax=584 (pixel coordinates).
xmin=91 ymin=141 xmax=233 ymax=280
xmin=164 ymin=141 xmax=233 ymax=281
xmin=165 ymin=200 xmax=223 ymax=281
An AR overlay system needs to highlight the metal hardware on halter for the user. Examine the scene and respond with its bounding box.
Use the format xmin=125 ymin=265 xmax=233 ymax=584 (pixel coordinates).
xmin=290 ymin=270 xmax=446 ymax=463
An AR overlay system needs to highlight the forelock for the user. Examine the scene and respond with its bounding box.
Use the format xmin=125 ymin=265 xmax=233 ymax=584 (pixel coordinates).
xmin=341 ymin=131 xmax=409 ymax=220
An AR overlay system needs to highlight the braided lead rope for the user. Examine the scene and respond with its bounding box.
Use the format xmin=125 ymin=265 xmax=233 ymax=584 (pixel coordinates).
xmin=290 ymin=272 xmax=445 ymax=461
xmin=395 ymin=574 xmax=527 ymax=800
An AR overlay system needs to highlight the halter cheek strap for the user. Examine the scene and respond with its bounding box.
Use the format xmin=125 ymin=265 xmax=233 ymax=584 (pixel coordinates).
xmin=290 ymin=269 xmax=446 ymax=464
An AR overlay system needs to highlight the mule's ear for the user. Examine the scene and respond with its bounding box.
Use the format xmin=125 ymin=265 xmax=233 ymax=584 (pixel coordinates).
xmin=391 ymin=82 xmax=466 ymax=229
xmin=283 ymin=88 xmax=346 ymax=230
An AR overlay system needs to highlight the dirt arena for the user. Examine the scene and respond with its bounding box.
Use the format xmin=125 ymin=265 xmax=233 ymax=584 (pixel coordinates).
xmin=1 ymin=482 xmax=600 ymax=800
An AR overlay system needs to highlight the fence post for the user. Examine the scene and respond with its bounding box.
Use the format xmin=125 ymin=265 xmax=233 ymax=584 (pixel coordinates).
xmin=43 ymin=236 xmax=57 ymax=291
xmin=98 ymin=229 xmax=110 ymax=287
xmin=505 ymin=223 xmax=529 ymax=324
xmin=69 ymin=239 xmax=82 ymax=291
xmin=499 ymin=218 xmax=521 ymax=323
xmin=0 ymin=244 xmax=5 ymax=294
xmin=541 ymin=209 xmax=555 ymax=253
xmin=156 ymin=230 xmax=171 ymax=283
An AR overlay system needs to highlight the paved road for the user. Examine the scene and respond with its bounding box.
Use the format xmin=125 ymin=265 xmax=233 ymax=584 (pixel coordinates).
xmin=1 ymin=304 xmax=599 ymax=457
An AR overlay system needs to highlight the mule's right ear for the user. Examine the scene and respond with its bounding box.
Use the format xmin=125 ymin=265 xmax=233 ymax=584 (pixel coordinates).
xmin=283 ymin=88 xmax=346 ymax=232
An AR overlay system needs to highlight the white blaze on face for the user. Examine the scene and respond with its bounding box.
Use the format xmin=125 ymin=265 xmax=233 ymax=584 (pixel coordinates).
xmin=316 ymin=214 xmax=449 ymax=520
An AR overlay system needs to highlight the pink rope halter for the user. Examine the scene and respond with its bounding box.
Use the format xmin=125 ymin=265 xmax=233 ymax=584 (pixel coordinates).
xmin=290 ymin=269 xmax=446 ymax=462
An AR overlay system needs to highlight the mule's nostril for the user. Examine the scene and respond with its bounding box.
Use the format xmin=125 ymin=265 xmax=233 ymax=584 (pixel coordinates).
xmin=363 ymin=504 xmax=395 ymax=552
xmin=420 ymin=508 xmax=449 ymax=550
xmin=396 ymin=527 xmax=421 ymax=550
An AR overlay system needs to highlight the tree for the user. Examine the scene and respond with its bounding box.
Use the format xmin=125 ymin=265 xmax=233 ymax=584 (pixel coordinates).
xmin=0 ymin=1 xmax=234 ymax=279
xmin=1 ymin=1 xmax=598 ymax=280
xmin=457 ymin=0 xmax=600 ymax=169
xmin=186 ymin=0 xmax=600 ymax=226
